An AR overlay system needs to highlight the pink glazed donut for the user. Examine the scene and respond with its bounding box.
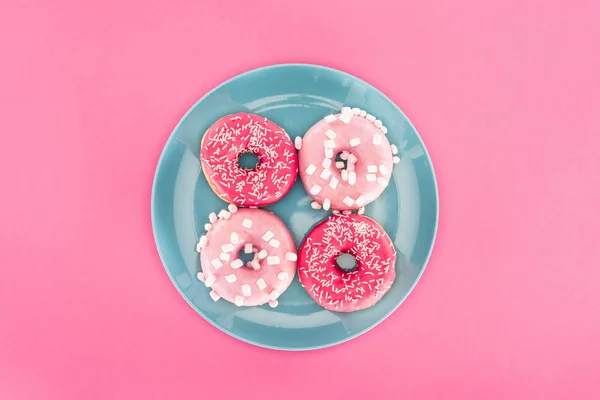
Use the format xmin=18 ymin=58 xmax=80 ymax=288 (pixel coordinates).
xmin=195 ymin=206 xmax=297 ymax=307
xmin=298 ymin=107 xmax=399 ymax=211
xmin=297 ymin=213 xmax=396 ymax=312
xmin=200 ymin=112 xmax=298 ymax=207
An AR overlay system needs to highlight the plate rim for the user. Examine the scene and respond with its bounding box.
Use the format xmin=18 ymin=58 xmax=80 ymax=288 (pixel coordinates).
xmin=150 ymin=63 xmax=440 ymax=351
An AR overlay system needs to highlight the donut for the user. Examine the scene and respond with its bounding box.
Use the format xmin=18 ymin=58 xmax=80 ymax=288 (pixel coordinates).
xmin=297 ymin=107 xmax=400 ymax=212
xmin=200 ymin=113 xmax=298 ymax=207
xmin=297 ymin=213 xmax=396 ymax=312
xmin=196 ymin=206 xmax=297 ymax=307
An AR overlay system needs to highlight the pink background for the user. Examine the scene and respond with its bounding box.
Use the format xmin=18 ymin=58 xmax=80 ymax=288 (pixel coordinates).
xmin=1 ymin=0 xmax=599 ymax=399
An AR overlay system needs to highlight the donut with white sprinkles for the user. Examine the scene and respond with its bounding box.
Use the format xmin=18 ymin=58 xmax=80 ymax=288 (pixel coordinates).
xmin=196 ymin=207 xmax=297 ymax=307
xmin=200 ymin=113 xmax=298 ymax=207
xmin=297 ymin=213 xmax=396 ymax=312
xmin=298 ymin=107 xmax=398 ymax=211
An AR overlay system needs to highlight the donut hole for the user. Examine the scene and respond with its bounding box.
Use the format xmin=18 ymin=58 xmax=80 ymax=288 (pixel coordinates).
xmin=237 ymin=246 xmax=256 ymax=265
xmin=336 ymin=253 xmax=358 ymax=272
xmin=238 ymin=152 xmax=260 ymax=170
xmin=335 ymin=152 xmax=348 ymax=170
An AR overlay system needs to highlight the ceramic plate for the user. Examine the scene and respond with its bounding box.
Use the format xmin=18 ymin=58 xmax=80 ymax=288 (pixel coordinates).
xmin=151 ymin=64 xmax=439 ymax=350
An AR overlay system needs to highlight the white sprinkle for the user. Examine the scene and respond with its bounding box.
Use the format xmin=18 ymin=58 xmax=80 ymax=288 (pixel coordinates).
xmin=277 ymin=272 xmax=289 ymax=281
xmin=209 ymin=212 xmax=217 ymax=223
xmin=377 ymin=177 xmax=388 ymax=187
xmin=324 ymin=139 xmax=336 ymax=148
xmin=343 ymin=196 xmax=355 ymax=207
xmin=221 ymin=243 xmax=234 ymax=252
xmin=381 ymin=126 xmax=388 ymax=134
xmin=225 ymin=274 xmax=237 ymax=283
xmin=341 ymin=106 xmax=352 ymax=114
xmin=367 ymin=165 xmax=378 ymax=173
xmin=311 ymin=201 xmax=322 ymax=210
xmin=258 ymin=250 xmax=267 ymax=259
xmin=359 ymin=110 xmax=367 ymax=117
xmin=347 ymin=153 xmax=357 ymax=164
xmin=220 ymin=252 xmax=231 ymax=261
xmin=373 ymin=134 xmax=382 ymax=145
xmin=335 ymin=161 xmax=345 ymax=169
xmin=269 ymin=300 xmax=279 ymax=308
xmin=391 ymin=144 xmax=399 ymax=154
xmin=256 ymin=278 xmax=267 ymax=290
xmin=349 ymin=138 xmax=361 ymax=147
xmin=325 ymin=129 xmax=336 ymax=139
xmin=209 ymin=291 xmax=220 ymax=301
xmin=262 ymin=231 xmax=275 ymax=242
xmin=355 ymin=196 xmax=366 ymax=206
xmin=231 ymin=259 xmax=243 ymax=269
xmin=269 ymin=290 xmax=280 ymax=300
xmin=366 ymin=114 xmax=376 ymax=122
xmin=325 ymin=148 xmax=333 ymax=158
xmin=339 ymin=114 xmax=352 ymax=124
xmin=269 ymin=239 xmax=280 ymax=248
xmin=242 ymin=284 xmax=252 ymax=296
xmin=244 ymin=243 xmax=253 ymax=254
xmin=322 ymin=158 xmax=332 ymax=168
xmin=341 ymin=170 xmax=348 ymax=181
xmin=230 ymin=232 xmax=239 ymax=244
xmin=329 ymin=177 xmax=339 ymax=189
xmin=393 ymin=156 xmax=400 ymax=164
xmin=250 ymin=260 xmax=261 ymax=270
xmin=204 ymin=223 xmax=212 ymax=231
xmin=366 ymin=174 xmax=377 ymax=182
xmin=196 ymin=272 xmax=205 ymax=282
xmin=323 ymin=198 xmax=331 ymax=210
xmin=295 ymin=136 xmax=302 ymax=150
xmin=305 ymin=164 xmax=317 ymax=175
xmin=375 ymin=120 xmax=383 ymax=128
xmin=228 ymin=204 xmax=238 ymax=213
xmin=242 ymin=218 xmax=252 ymax=228
xmin=235 ymin=296 xmax=244 ymax=306
xmin=351 ymin=107 xmax=361 ymax=115
xmin=340 ymin=151 xmax=349 ymax=160
xmin=205 ymin=275 xmax=216 ymax=287
xmin=218 ymin=210 xmax=231 ymax=219
xmin=324 ymin=114 xmax=336 ymax=123
xmin=267 ymin=256 xmax=280 ymax=265
xmin=358 ymin=207 xmax=365 ymax=215
xmin=310 ymin=185 xmax=322 ymax=195
xmin=285 ymin=252 xmax=298 ymax=261
xmin=211 ymin=259 xmax=223 ymax=269
xmin=379 ymin=165 xmax=389 ymax=175
xmin=196 ymin=235 xmax=207 ymax=252
xmin=320 ymin=169 xmax=332 ymax=179
xmin=348 ymin=172 xmax=356 ymax=185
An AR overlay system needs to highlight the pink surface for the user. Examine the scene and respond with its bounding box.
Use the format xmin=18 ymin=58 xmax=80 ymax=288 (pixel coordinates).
xmin=0 ymin=0 xmax=599 ymax=399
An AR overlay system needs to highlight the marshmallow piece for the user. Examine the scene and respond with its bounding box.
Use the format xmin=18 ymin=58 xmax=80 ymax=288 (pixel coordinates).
xmin=343 ymin=196 xmax=355 ymax=207
xmin=285 ymin=252 xmax=298 ymax=261
xmin=391 ymin=144 xmax=398 ymax=154
xmin=359 ymin=110 xmax=367 ymax=117
xmin=204 ymin=223 xmax=212 ymax=231
xmin=355 ymin=196 xmax=366 ymax=206
xmin=205 ymin=275 xmax=216 ymax=287
xmin=267 ymin=256 xmax=280 ymax=265
xmin=341 ymin=170 xmax=349 ymax=181
xmin=320 ymin=169 xmax=332 ymax=179
xmin=379 ymin=165 xmax=389 ymax=175
xmin=228 ymin=204 xmax=238 ymax=213
xmin=375 ymin=120 xmax=383 ymax=128
xmin=269 ymin=290 xmax=280 ymax=300
xmin=335 ymin=161 xmax=345 ymax=169
xmin=211 ymin=259 xmax=223 ymax=269
xmin=250 ymin=260 xmax=261 ymax=270
xmin=351 ymin=107 xmax=361 ymax=115
xmin=366 ymin=114 xmax=376 ymax=122
xmin=209 ymin=212 xmax=217 ymax=223
xmin=258 ymin=250 xmax=267 ymax=259
xmin=377 ymin=177 xmax=388 ymax=187
xmin=219 ymin=252 xmax=231 ymax=261
xmin=231 ymin=259 xmax=243 ymax=269
xmin=269 ymin=300 xmax=279 ymax=308
xmin=323 ymin=198 xmax=331 ymax=210
xmin=256 ymin=278 xmax=267 ymax=291
xmin=225 ymin=274 xmax=237 ymax=283
xmin=305 ymin=164 xmax=317 ymax=175
xmin=196 ymin=272 xmax=205 ymax=282
xmin=329 ymin=177 xmax=339 ymax=189
xmin=350 ymin=138 xmax=361 ymax=147
xmin=367 ymin=165 xmax=378 ymax=173
xmin=393 ymin=156 xmax=400 ymax=164
xmin=235 ymin=296 xmax=244 ymax=306
xmin=209 ymin=291 xmax=220 ymax=301
xmin=196 ymin=235 xmax=207 ymax=252
xmin=277 ymin=272 xmax=289 ymax=281
xmin=310 ymin=185 xmax=322 ymax=195
xmin=324 ymin=114 xmax=336 ymax=123
xmin=341 ymin=106 xmax=352 ymax=114
xmin=339 ymin=114 xmax=352 ymax=124
xmin=366 ymin=174 xmax=377 ymax=182
xmin=348 ymin=172 xmax=356 ymax=185
xmin=340 ymin=151 xmax=349 ymax=160
xmin=244 ymin=243 xmax=253 ymax=254
xmin=262 ymin=231 xmax=275 ymax=242
xmin=295 ymin=136 xmax=302 ymax=150
xmin=324 ymin=148 xmax=333 ymax=159
xmin=311 ymin=201 xmax=322 ymax=210
xmin=269 ymin=239 xmax=280 ymax=248
xmin=373 ymin=134 xmax=382 ymax=145
xmin=325 ymin=129 xmax=336 ymax=139
xmin=358 ymin=207 xmax=365 ymax=215
xmin=242 ymin=218 xmax=252 ymax=228
xmin=221 ymin=243 xmax=234 ymax=252
xmin=381 ymin=126 xmax=388 ymax=134
xmin=218 ymin=210 xmax=231 ymax=219
xmin=242 ymin=284 xmax=252 ymax=297
xmin=230 ymin=232 xmax=239 ymax=244
xmin=322 ymin=158 xmax=332 ymax=168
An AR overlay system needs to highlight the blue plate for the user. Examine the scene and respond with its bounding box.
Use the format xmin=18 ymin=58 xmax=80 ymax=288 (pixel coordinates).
xmin=151 ymin=64 xmax=439 ymax=350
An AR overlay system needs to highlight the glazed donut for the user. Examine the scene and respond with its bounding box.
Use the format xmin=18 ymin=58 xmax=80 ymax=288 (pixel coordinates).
xmin=297 ymin=213 xmax=396 ymax=312
xmin=196 ymin=206 xmax=297 ymax=307
xmin=200 ymin=113 xmax=298 ymax=207
xmin=297 ymin=107 xmax=400 ymax=211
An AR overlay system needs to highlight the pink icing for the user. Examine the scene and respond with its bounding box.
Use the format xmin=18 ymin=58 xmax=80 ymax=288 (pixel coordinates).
xmin=199 ymin=208 xmax=297 ymax=307
xmin=298 ymin=111 xmax=394 ymax=210
xmin=297 ymin=214 xmax=396 ymax=312
xmin=200 ymin=113 xmax=298 ymax=207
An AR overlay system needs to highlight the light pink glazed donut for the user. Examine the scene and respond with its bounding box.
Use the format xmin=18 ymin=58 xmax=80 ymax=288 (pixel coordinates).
xmin=195 ymin=206 xmax=297 ymax=307
xmin=298 ymin=213 xmax=396 ymax=312
xmin=298 ymin=107 xmax=399 ymax=211
xmin=200 ymin=113 xmax=298 ymax=207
